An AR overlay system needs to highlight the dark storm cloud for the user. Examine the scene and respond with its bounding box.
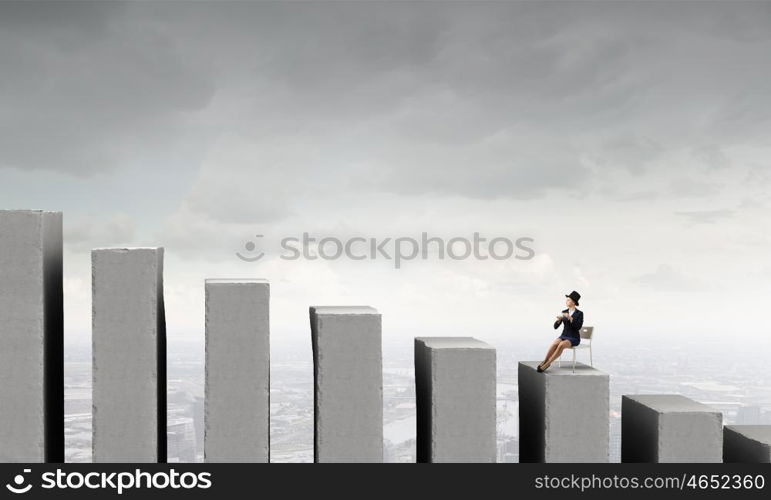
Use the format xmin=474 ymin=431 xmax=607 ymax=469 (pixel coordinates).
xmin=1 ymin=1 xmax=770 ymax=201
xmin=0 ymin=1 xmax=215 ymax=174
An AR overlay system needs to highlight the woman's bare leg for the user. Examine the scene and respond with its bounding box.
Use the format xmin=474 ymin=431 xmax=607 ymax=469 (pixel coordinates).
xmin=541 ymin=339 xmax=562 ymax=365
xmin=544 ymin=340 xmax=572 ymax=367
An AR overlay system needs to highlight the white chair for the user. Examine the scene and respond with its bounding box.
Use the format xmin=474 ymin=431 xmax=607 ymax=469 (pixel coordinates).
xmin=558 ymin=326 xmax=594 ymax=373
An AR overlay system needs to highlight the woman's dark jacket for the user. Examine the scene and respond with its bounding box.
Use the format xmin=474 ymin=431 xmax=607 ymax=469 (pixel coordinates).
xmin=553 ymin=309 xmax=584 ymax=340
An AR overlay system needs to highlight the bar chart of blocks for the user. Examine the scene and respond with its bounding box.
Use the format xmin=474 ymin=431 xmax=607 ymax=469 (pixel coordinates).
xmin=1 ymin=210 xmax=770 ymax=463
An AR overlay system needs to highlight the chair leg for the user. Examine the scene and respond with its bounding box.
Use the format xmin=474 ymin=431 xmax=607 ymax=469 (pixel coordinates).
xmin=589 ymin=345 xmax=593 ymax=367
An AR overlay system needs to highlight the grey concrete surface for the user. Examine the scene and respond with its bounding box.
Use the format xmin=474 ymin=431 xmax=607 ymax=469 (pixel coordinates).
xmin=92 ymin=248 xmax=166 ymax=462
xmin=723 ymin=425 xmax=771 ymax=463
xmin=310 ymin=306 xmax=382 ymax=462
xmin=622 ymin=394 xmax=723 ymax=463
xmin=519 ymin=361 xmax=610 ymax=462
xmin=0 ymin=210 xmax=63 ymax=462
xmin=204 ymin=279 xmax=270 ymax=462
xmin=414 ymin=337 xmax=496 ymax=463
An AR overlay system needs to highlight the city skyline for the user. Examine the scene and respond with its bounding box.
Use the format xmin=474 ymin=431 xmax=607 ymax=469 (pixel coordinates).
xmin=63 ymin=329 xmax=771 ymax=463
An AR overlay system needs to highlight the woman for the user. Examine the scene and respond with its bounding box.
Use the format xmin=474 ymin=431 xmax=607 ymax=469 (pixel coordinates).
xmin=537 ymin=291 xmax=583 ymax=372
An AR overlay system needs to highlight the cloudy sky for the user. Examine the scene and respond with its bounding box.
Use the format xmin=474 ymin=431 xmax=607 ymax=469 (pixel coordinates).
xmin=2 ymin=1 xmax=770 ymax=352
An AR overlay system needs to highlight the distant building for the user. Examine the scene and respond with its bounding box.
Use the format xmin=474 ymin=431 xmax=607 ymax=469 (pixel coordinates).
xmin=193 ymin=396 xmax=204 ymax=459
xmin=736 ymin=405 xmax=762 ymax=425
xmin=498 ymin=437 xmax=517 ymax=463
xmin=167 ymin=417 xmax=197 ymax=463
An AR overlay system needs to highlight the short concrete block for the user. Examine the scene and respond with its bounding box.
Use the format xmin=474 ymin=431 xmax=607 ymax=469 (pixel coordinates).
xmin=622 ymin=394 xmax=723 ymax=463
xmin=92 ymin=247 xmax=166 ymax=463
xmin=723 ymin=425 xmax=771 ymax=463
xmin=519 ymin=361 xmax=609 ymax=462
xmin=415 ymin=337 xmax=496 ymax=463
xmin=310 ymin=306 xmax=382 ymax=463
xmin=205 ymin=279 xmax=270 ymax=463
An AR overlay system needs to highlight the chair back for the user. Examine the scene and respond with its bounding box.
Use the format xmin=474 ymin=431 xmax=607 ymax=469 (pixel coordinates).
xmin=580 ymin=326 xmax=594 ymax=339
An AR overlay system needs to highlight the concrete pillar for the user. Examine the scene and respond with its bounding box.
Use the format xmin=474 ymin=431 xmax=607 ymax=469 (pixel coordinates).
xmin=0 ymin=210 xmax=63 ymax=462
xmin=310 ymin=306 xmax=382 ymax=462
xmin=519 ymin=361 xmax=609 ymax=462
xmin=723 ymin=425 xmax=771 ymax=463
xmin=414 ymin=337 xmax=496 ymax=463
xmin=204 ymin=279 xmax=270 ymax=462
xmin=621 ymin=394 xmax=723 ymax=463
xmin=92 ymin=248 xmax=166 ymax=463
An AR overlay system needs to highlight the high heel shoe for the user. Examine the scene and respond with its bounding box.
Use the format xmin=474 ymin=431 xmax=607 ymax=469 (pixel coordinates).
xmin=536 ymin=363 xmax=544 ymax=373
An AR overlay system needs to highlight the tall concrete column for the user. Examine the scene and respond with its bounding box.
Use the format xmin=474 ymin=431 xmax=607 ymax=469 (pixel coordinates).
xmin=205 ymin=279 xmax=270 ymax=462
xmin=310 ymin=306 xmax=382 ymax=462
xmin=621 ymin=394 xmax=723 ymax=463
xmin=415 ymin=337 xmax=496 ymax=463
xmin=723 ymin=425 xmax=771 ymax=463
xmin=92 ymin=248 xmax=166 ymax=463
xmin=519 ymin=361 xmax=610 ymax=462
xmin=0 ymin=210 xmax=63 ymax=463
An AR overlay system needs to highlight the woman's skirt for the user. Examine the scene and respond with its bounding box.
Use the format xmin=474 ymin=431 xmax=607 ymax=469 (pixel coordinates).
xmin=558 ymin=335 xmax=580 ymax=347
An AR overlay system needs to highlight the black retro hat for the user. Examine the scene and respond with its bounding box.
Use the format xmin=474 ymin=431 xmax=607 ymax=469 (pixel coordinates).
xmin=566 ymin=290 xmax=581 ymax=306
